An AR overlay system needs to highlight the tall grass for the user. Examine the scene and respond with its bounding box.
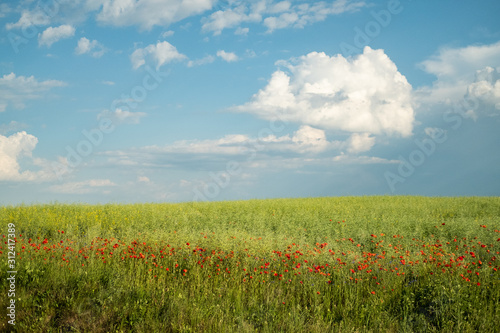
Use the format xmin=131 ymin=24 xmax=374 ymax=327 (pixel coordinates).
xmin=1 ymin=196 xmax=499 ymax=332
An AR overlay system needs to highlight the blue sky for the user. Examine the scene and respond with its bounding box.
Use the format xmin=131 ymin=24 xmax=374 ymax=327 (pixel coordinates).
xmin=0 ymin=0 xmax=499 ymax=205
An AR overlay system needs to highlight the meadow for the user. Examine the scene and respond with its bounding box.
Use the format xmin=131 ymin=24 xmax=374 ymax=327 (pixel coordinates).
xmin=0 ymin=196 xmax=499 ymax=332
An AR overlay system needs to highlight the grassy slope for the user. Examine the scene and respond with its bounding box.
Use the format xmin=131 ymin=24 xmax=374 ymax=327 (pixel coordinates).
xmin=0 ymin=196 xmax=499 ymax=332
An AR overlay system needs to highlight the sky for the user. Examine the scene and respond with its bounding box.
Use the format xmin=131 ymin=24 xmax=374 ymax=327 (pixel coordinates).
xmin=0 ymin=0 xmax=499 ymax=205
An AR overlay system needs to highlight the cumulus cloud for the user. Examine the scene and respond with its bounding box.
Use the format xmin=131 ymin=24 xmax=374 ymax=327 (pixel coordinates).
xmin=96 ymin=0 xmax=215 ymax=30
xmin=0 ymin=131 xmax=37 ymax=181
xmin=290 ymin=125 xmax=331 ymax=153
xmin=417 ymin=41 xmax=500 ymax=104
xmin=464 ymin=66 xmax=500 ymax=116
xmin=0 ymin=73 xmax=66 ymax=112
xmin=235 ymin=46 xmax=414 ymax=137
xmin=347 ymin=133 xmax=375 ymax=154
xmin=217 ymin=50 xmax=238 ymax=62
xmin=131 ymin=41 xmax=186 ymax=70
xmin=98 ymin=109 xmax=146 ymax=125
xmin=48 ymin=179 xmax=116 ymax=194
xmin=0 ymin=131 xmax=55 ymax=182
xmin=75 ymin=37 xmax=106 ymax=57
xmin=38 ymin=25 xmax=75 ymax=47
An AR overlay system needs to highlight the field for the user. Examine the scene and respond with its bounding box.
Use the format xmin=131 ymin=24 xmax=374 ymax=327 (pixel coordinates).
xmin=1 ymin=196 xmax=499 ymax=332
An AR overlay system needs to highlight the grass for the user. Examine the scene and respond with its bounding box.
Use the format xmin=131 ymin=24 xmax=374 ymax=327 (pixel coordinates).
xmin=0 ymin=196 xmax=499 ymax=332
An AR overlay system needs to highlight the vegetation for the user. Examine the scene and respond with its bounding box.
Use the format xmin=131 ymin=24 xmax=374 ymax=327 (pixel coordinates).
xmin=1 ymin=196 xmax=499 ymax=332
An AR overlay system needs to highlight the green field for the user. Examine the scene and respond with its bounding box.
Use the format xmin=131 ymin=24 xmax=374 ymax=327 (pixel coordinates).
xmin=1 ymin=196 xmax=499 ymax=332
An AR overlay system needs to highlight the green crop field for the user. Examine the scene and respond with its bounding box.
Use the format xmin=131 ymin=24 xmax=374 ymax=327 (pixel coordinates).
xmin=1 ymin=196 xmax=499 ymax=332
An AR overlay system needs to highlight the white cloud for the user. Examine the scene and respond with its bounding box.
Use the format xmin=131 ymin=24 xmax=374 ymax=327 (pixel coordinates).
xmin=187 ymin=55 xmax=216 ymax=67
xmin=331 ymin=154 xmax=398 ymax=164
xmin=0 ymin=131 xmax=56 ymax=182
xmin=263 ymin=12 xmax=299 ymax=32
xmin=75 ymin=37 xmax=106 ymax=57
xmin=6 ymin=9 xmax=50 ymax=30
xmin=347 ymin=133 xmax=375 ymax=154
xmin=38 ymin=25 xmax=75 ymax=47
xmin=201 ymin=3 xmax=262 ymax=36
xmin=235 ymin=46 xmax=414 ymax=137
xmin=0 ymin=3 xmax=12 ymax=19
xmin=48 ymin=179 xmax=116 ymax=194
xmin=417 ymin=41 xmax=500 ymax=104
xmin=245 ymin=49 xmax=257 ymax=58
xmin=75 ymin=37 xmax=93 ymax=54
xmin=268 ymin=1 xmax=292 ymax=14
xmin=96 ymin=0 xmax=215 ymax=30
xmin=421 ymin=42 xmax=500 ymax=79
xmin=104 ymin=125 xmax=344 ymax=165
xmin=464 ymin=66 xmax=500 ymax=116
xmin=217 ymin=50 xmax=238 ymax=62
xmin=98 ymin=108 xmax=146 ymax=125
xmin=0 ymin=73 xmax=66 ymax=112
xmin=131 ymin=41 xmax=186 ymax=70
xmin=188 ymin=50 xmax=240 ymax=67
xmin=290 ymin=125 xmax=330 ymax=153
xmin=5 ymin=0 xmax=364 ymax=36
xmin=0 ymin=131 xmax=36 ymax=181
xmin=147 ymin=134 xmax=251 ymax=155
xmin=102 ymin=80 xmax=115 ymax=86
xmin=202 ymin=0 xmax=365 ymax=35
xmin=424 ymin=127 xmax=447 ymax=139
xmin=137 ymin=176 xmax=151 ymax=183
xmin=161 ymin=30 xmax=175 ymax=38
xmin=4 ymin=1 xmax=107 ymax=30
xmin=0 ymin=121 xmax=28 ymax=136
xmin=234 ymin=26 xmax=249 ymax=35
